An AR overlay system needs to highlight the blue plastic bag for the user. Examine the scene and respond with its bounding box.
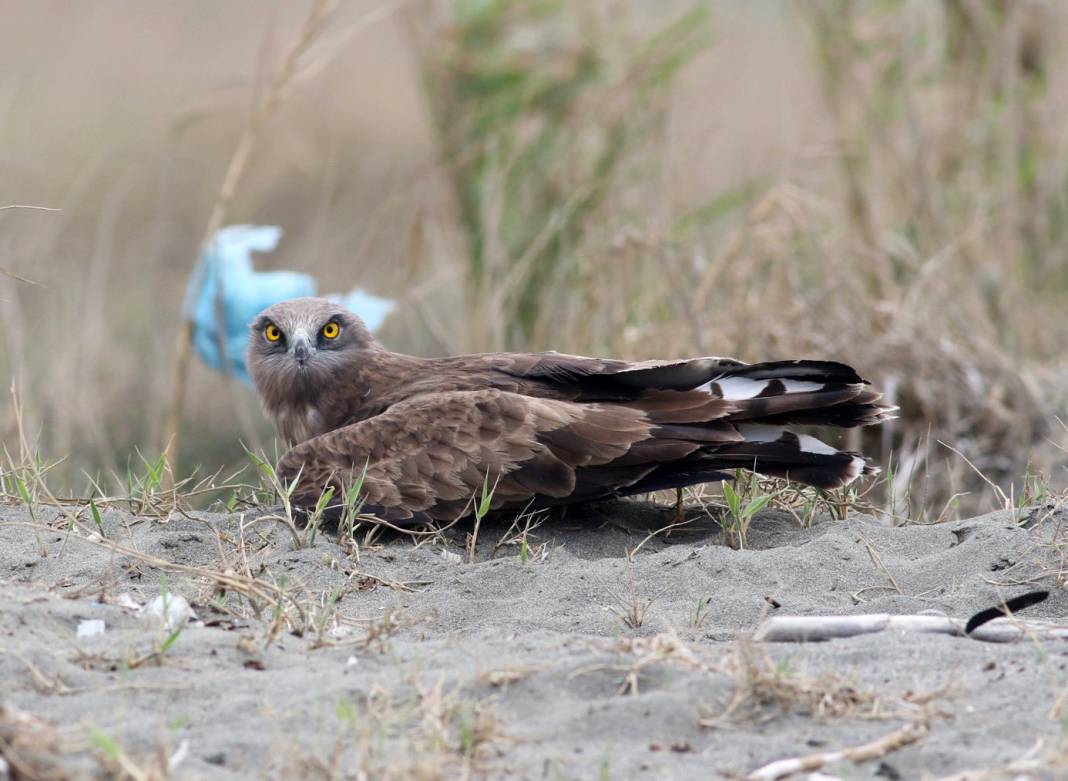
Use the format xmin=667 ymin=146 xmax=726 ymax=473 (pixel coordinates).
xmin=184 ymin=225 xmax=394 ymax=384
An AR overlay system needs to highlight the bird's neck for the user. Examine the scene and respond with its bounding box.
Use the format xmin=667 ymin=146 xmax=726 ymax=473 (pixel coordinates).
xmin=271 ymin=349 xmax=427 ymax=445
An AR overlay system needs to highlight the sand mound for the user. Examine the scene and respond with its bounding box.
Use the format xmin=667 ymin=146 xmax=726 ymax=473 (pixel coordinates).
xmin=1 ymin=501 xmax=1065 ymax=779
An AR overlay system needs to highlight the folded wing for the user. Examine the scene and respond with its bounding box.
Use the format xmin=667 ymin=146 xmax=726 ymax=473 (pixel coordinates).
xmin=277 ymin=386 xmax=878 ymax=522
xmin=498 ymin=352 xmax=893 ymax=428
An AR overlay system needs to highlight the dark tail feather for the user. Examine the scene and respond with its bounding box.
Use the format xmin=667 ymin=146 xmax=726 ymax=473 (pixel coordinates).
xmin=707 ymin=364 xmax=894 ymax=430
xmin=619 ymin=423 xmax=876 ymax=494
xmin=577 ymin=357 xmax=891 ymax=431
xmin=616 ymin=466 xmax=733 ymax=496
xmin=700 ymin=445 xmax=872 ymax=489
xmin=542 ymin=356 xmax=890 ymax=500
xmin=583 ymin=358 xmax=865 ymax=393
xmin=756 ymin=400 xmax=895 ymax=428
xmin=715 ymin=360 xmax=865 ymax=385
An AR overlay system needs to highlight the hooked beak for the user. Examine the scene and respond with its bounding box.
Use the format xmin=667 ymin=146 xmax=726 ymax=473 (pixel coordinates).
xmin=291 ymin=331 xmax=315 ymax=368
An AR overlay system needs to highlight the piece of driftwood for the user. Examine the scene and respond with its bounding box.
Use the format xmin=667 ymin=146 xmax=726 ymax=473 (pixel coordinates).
xmin=746 ymin=719 xmax=928 ymax=780
xmin=755 ymin=614 xmax=1068 ymax=643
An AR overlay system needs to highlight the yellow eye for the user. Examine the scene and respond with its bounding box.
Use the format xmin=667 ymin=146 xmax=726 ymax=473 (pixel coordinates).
xmin=321 ymin=321 xmax=340 ymax=340
xmin=264 ymin=324 xmax=282 ymax=342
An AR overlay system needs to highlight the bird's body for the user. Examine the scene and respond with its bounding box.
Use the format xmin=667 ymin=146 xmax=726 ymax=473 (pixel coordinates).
xmin=248 ymin=297 xmax=893 ymax=523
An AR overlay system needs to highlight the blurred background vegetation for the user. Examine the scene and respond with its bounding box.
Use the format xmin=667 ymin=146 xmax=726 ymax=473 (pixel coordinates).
xmin=1 ymin=0 xmax=1066 ymax=518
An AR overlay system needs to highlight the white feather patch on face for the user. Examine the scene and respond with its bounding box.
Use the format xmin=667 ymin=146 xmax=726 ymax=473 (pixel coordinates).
xmin=702 ymin=377 xmax=825 ymax=399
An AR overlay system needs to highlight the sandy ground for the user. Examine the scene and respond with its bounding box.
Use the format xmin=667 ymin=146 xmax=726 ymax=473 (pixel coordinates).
xmin=1 ymin=499 xmax=1066 ymax=780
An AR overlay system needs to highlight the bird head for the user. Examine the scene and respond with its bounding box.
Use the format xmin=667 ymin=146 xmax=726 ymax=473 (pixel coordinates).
xmin=247 ymin=297 xmax=376 ymax=401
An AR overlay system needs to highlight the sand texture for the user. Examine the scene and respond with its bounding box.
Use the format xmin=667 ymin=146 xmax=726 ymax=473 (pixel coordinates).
xmin=1 ymin=501 xmax=1066 ymax=780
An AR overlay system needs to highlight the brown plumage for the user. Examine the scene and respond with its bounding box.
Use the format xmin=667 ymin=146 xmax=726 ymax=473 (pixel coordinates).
xmin=247 ymin=297 xmax=894 ymax=523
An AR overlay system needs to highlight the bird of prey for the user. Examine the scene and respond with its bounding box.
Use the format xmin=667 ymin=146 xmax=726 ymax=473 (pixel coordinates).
xmin=247 ymin=297 xmax=892 ymax=524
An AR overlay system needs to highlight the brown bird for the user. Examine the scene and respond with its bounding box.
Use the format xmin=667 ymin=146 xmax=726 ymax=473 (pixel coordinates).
xmin=247 ymin=297 xmax=893 ymax=524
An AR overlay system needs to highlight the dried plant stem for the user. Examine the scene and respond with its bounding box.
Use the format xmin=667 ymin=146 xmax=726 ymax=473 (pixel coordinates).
xmin=938 ymin=440 xmax=1011 ymax=510
xmin=0 ymin=206 xmax=56 ymax=284
xmin=755 ymin=614 xmax=1068 ymax=643
xmin=161 ymin=0 xmax=339 ymax=484
xmin=746 ymin=718 xmax=929 ymax=781
xmin=9 ymin=518 xmax=306 ymax=626
xmin=855 ymin=533 xmax=903 ymax=595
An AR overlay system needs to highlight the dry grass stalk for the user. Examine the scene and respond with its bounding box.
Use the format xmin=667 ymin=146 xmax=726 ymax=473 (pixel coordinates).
xmin=477 ymin=664 xmax=543 ymax=690
xmin=490 ymin=507 xmax=547 ymax=561
xmin=745 ymin=717 xmax=929 ymax=781
xmin=930 ymin=737 xmax=1068 ymax=780
xmin=605 ymin=571 xmax=669 ymax=630
xmin=0 ymin=704 xmax=74 ymax=781
xmin=704 ymin=638 xmax=939 ymax=726
xmin=339 ymin=677 xmax=506 ymax=781
xmin=87 ymin=731 xmax=181 ymax=781
xmin=570 ymin=632 xmax=712 ymax=697
xmin=0 ymin=206 xmax=56 ymax=284
xmin=626 ymin=516 xmax=698 ymax=561
xmin=854 ymin=533 xmax=903 ymax=596
xmin=308 ymin=606 xmax=408 ymax=653
xmin=756 ymin=613 xmax=1068 ymax=644
xmin=6 ymin=517 xmax=307 ymax=632
xmin=161 ymin=0 xmax=341 ymax=483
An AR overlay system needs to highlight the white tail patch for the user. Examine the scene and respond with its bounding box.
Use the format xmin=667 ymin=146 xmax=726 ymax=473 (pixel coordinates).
xmin=738 ymin=423 xmax=871 ymax=485
xmin=739 ymin=423 xmax=840 ymax=456
xmin=737 ymin=423 xmax=785 ymax=442
xmin=794 ymin=432 xmax=838 ymax=456
xmin=704 ymin=376 xmax=825 ymax=400
xmin=789 ymin=432 xmax=872 ymax=482
xmin=782 ymin=379 xmax=827 ymax=394
xmin=845 ymin=455 xmax=868 ymax=482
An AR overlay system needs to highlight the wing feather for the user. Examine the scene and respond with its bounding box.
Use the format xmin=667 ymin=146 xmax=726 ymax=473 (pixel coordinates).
xmin=276 ymin=389 xmax=658 ymax=521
